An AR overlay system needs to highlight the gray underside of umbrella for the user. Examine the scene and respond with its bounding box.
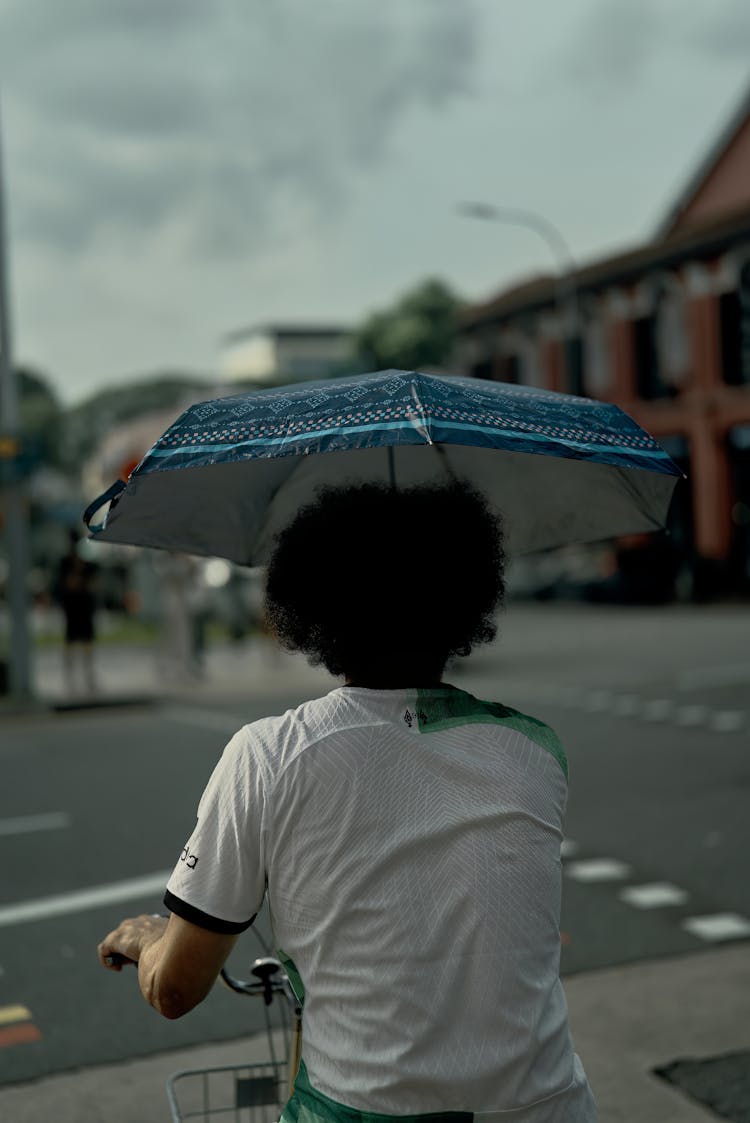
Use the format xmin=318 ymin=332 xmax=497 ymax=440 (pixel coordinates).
xmin=93 ymin=443 xmax=679 ymax=566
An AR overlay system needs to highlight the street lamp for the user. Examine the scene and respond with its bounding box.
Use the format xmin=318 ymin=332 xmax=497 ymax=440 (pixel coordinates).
xmin=457 ymin=201 xmax=581 ymax=392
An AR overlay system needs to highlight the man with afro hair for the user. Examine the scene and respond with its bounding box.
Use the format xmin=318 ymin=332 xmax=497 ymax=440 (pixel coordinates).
xmin=100 ymin=482 xmax=596 ymax=1122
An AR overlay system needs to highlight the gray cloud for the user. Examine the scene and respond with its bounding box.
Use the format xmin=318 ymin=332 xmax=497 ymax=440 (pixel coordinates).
xmin=561 ymin=0 xmax=750 ymax=87
xmin=693 ymin=0 xmax=750 ymax=58
xmin=1 ymin=0 xmax=478 ymax=258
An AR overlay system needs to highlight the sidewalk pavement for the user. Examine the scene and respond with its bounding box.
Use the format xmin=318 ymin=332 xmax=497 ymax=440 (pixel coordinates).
xmin=0 ymin=943 xmax=747 ymax=1122
xmin=24 ymin=634 xmax=338 ymax=712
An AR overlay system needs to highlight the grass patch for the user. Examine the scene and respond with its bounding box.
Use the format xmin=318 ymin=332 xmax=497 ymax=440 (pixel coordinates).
xmin=34 ymin=616 xmax=236 ymax=648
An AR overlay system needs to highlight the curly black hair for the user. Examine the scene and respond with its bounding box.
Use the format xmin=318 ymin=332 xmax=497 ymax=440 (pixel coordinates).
xmin=264 ymin=482 xmax=505 ymax=685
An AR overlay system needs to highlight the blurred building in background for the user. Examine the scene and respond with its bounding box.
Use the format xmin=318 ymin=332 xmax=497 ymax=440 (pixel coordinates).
xmin=457 ymin=82 xmax=750 ymax=600
xmin=220 ymin=323 xmax=352 ymax=386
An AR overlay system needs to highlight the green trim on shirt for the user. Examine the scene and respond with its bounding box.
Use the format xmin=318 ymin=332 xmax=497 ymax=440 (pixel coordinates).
xmin=282 ymin=1060 xmax=473 ymax=1123
xmin=416 ymin=687 xmax=568 ymax=780
xmin=278 ymin=948 xmax=305 ymax=1007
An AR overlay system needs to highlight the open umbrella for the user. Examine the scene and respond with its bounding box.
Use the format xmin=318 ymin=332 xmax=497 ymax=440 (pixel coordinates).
xmin=84 ymin=369 xmax=683 ymax=564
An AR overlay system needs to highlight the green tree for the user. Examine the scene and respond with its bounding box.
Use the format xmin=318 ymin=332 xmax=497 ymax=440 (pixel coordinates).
xmin=352 ymin=279 xmax=463 ymax=372
xmin=61 ymin=372 xmax=212 ymax=470
xmin=16 ymin=366 xmax=64 ymax=469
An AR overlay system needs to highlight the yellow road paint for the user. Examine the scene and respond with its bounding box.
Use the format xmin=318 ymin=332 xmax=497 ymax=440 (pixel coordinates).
xmin=0 ymin=1004 xmax=32 ymax=1026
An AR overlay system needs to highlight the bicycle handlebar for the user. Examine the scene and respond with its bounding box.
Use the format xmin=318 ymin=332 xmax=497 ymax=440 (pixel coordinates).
xmin=103 ymin=952 xmax=136 ymax=968
xmin=103 ymin=949 xmax=301 ymax=1016
xmin=221 ymin=957 xmax=302 ymax=1014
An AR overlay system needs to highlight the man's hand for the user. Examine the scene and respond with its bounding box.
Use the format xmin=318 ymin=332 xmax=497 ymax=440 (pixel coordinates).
xmin=98 ymin=914 xmax=167 ymax=971
xmin=97 ymin=911 xmax=238 ymax=1018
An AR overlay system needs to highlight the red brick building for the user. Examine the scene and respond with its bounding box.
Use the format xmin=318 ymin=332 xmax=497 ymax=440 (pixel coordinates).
xmin=458 ymin=84 xmax=750 ymax=598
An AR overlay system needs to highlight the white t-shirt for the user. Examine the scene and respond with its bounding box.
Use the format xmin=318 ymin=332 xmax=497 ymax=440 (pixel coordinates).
xmin=165 ymin=685 xmax=597 ymax=1122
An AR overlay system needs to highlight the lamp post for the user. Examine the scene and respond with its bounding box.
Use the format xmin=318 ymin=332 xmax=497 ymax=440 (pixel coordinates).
xmin=0 ymin=99 xmax=32 ymax=700
xmin=457 ymin=201 xmax=581 ymax=392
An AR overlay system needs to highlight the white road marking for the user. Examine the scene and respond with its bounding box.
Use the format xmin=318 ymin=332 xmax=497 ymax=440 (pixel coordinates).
xmin=488 ymin=682 xmax=746 ymax=740
xmin=0 ymin=871 xmax=172 ymax=929
xmin=0 ymin=812 xmax=72 ymax=837
xmin=161 ymin=706 xmax=245 ymax=736
xmin=682 ymin=913 xmax=750 ymax=941
xmin=710 ymin=710 xmax=745 ymax=734
xmin=618 ymin=882 xmax=689 ymax=909
xmin=565 ymin=859 xmax=631 ymax=883
xmin=642 ymin=699 xmax=674 ymax=722
xmin=612 ymin=694 xmax=641 ymax=717
xmin=675 ymin=705 xmax=709 ymax=727
xmin=584 ymin=690 xmax=613 ymax=712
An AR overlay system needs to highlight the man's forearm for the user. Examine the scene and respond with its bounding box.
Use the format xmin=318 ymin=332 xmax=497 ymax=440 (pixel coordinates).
xmin=98 ymin=911 xmax=238 ymax=1020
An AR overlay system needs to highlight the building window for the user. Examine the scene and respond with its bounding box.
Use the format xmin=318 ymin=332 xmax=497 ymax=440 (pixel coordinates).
xmin=633 ymin=278 xmax=689 ymax=400
xmin=469 ymin=358 xmax=496 ymax=380
xmin=728 ymin=426 xmax=750 ymax=588
xmin=720 ymin=260 xmax=750 ymax=386
xmin=655 ymin=287 xmax=690 ymax=389
xmin=496 ymin=354 xmax=520 ymax=384
xmin=564 ymin=336 xmax=585 ymax=396
xmin=633 ymin=314 xmax=677 ymax=400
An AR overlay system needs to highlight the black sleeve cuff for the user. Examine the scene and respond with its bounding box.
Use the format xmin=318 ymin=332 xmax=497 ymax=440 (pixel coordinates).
xmin=163 ymin=889 xmax=256 ymax=935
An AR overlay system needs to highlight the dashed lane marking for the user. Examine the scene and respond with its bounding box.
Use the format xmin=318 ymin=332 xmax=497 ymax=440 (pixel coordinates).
xmin=675 ymin=705 xmax=709 ymax=727
xmin=612 ymin=694 xmax=640 ymax=717
xmin=618 ymin=883 xmax=689 ymax=909
xmin=0 ymin=870 xmax=171 ymax=929
xmin=565 ymin=859 xmax=632 ymax=883
xmin=681 ymin=913 xmax=750 ymax=942
xmin=642 ymin=699 xmax=674 ymax=722
xmin=710 ymin=710 xmax=745 ymax=734
xmin=511 ymin=684 xmax=746 ymax=734
xmin=562 ymin=851 xmax=750 ymax=947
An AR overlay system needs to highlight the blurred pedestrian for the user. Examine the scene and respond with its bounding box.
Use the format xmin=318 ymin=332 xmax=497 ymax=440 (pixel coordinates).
xmin=55 ymin=530 xmax=99 ymax=695
xmin=156 ymin=553 xmax=206 ymax=681
xmin=99 ymin=483 xmax=597 ymax=1122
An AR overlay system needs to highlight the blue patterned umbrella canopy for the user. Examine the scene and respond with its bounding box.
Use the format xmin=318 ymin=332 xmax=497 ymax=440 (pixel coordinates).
xmin=84 ymin=370 xmax=683 ymax=564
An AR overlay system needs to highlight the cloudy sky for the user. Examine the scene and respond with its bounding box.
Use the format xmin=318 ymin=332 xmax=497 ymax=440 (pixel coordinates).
xmin=1 ymin=0 xmax=749 ymax=405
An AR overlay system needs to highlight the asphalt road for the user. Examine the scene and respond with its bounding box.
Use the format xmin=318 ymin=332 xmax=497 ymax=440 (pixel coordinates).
xmin=1 ymin=601 xmax=748 ymax=1088
xmin=0 ymin=697 xmax=295 ymax=1088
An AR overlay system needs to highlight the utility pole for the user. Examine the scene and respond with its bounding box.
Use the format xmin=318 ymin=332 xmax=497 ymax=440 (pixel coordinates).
xmin=0 ymin=99 xmax=32 ymax=700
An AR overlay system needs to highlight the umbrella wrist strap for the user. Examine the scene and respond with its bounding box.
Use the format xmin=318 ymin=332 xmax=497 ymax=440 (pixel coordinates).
xmin=83 ymin=479 xmax=126 ymax=533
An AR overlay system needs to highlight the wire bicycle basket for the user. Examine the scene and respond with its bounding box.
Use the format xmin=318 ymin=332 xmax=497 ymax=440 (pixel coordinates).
xmin=166 ymin=956 xmax=302 ymax=1123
